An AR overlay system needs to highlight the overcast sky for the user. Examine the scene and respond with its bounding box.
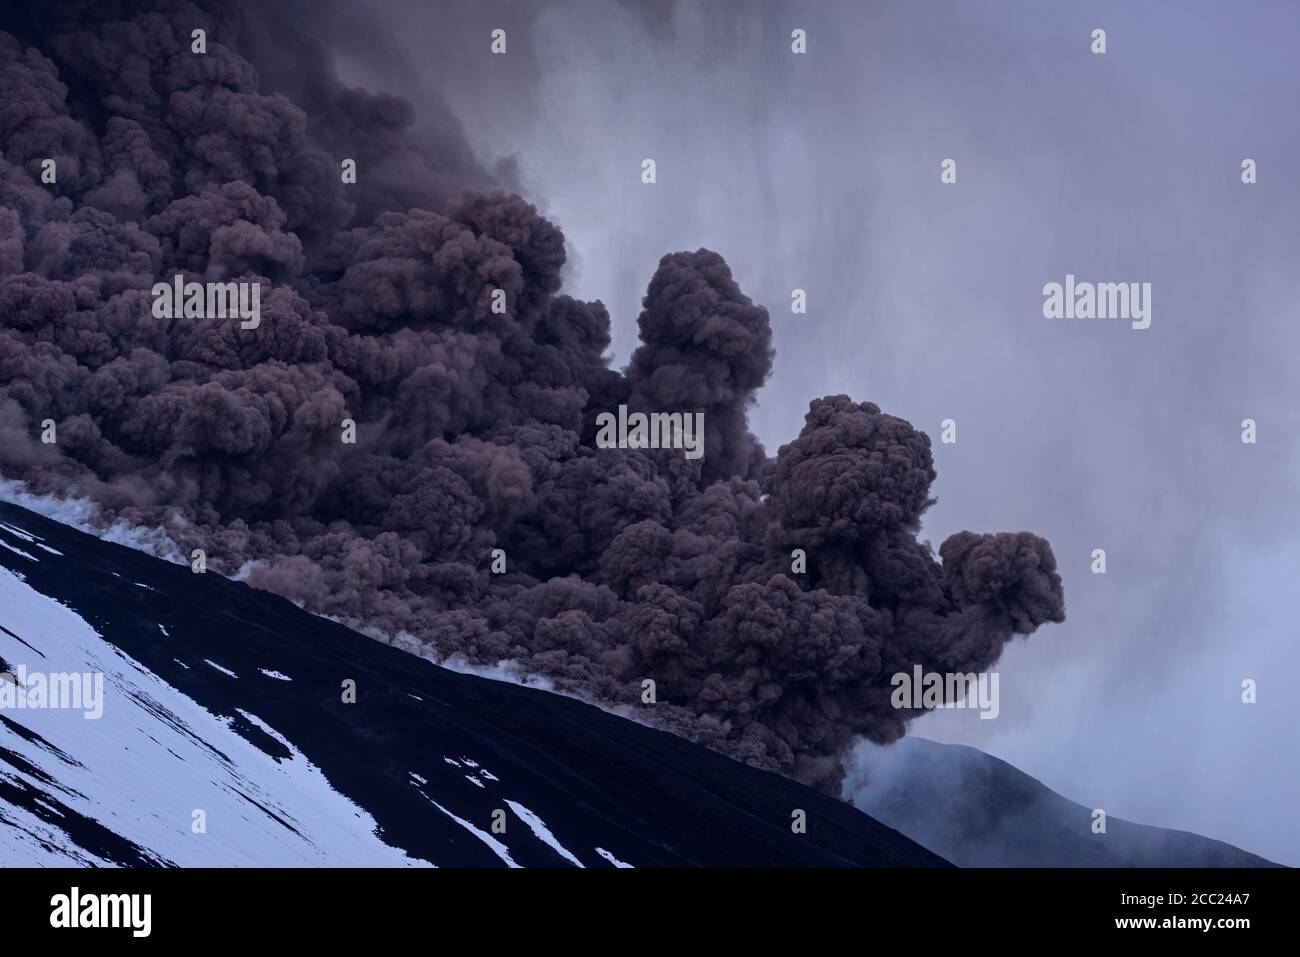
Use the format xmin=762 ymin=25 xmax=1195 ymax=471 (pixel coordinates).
xmin=310 ymin=0 xmax=1300 ymax=864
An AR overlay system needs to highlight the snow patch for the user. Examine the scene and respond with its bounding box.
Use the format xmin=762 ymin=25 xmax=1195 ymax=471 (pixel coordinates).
xmin=0 ymin=566 xmax=430 ymax=866
xmin=0 ymin=539 xmax=37 ymax=562
xmin=202 ymin=659 xmax=238 ymax=678
xmin=421 ymin=794 xmax=518 ymax=868
xmin=0 ymin=522 xmax=62 ymax=555
xmin=595 ymin=847 xmax=634 ymax=868
xmin=505 ymin=800 xmax=584 ymax=868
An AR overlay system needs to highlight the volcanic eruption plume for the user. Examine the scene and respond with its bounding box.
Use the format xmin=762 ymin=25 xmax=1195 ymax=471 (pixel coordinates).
xmin=0 ymin=0 xmax=1064 ymax=791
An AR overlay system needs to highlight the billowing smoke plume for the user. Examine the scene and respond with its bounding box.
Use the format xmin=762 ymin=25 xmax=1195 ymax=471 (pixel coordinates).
xmin=0 ymin=0 xmax=1063 ymax=791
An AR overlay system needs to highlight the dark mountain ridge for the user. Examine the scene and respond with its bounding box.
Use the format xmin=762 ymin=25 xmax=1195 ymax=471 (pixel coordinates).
xmin=0 ymin=498 xmax=945 ymax=867
xmin=850 ymin=737 xmax=1279 ymax=868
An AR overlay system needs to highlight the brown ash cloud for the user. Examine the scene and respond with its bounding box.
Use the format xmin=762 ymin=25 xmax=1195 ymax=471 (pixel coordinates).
xmin=0 ymin=0 xmax=1063 ymax=791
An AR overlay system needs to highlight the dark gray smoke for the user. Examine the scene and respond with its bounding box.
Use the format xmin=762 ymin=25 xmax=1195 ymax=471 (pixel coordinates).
xmin=0 ymin=0 xmax=1063 ymax=791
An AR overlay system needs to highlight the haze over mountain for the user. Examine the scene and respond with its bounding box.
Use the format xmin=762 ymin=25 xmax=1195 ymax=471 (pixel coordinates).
xmin=848 ymin=737 xmax=1279 ymax=868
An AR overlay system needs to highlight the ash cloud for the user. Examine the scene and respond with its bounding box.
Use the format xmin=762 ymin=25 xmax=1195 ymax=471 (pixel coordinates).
xmin=0 ymin=0 xmax=1063 ymax=791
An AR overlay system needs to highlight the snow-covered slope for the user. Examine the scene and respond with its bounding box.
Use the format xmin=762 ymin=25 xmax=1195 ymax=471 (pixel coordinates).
xmin=0 ymin=501 xmax=947 ymax=867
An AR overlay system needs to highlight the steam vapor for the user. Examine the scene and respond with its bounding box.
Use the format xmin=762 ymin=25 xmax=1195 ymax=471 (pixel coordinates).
xmin=0 ymin=0 xmax=1064 ymax=790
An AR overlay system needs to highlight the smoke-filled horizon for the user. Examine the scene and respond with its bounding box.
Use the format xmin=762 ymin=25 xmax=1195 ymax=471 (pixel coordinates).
xmin=0 ymin=0 xmax=1064 ymax=792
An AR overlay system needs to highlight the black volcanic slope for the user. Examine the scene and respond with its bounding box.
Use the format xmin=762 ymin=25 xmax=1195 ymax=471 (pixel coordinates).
xmin=851 ymin=737 xmax=1278 ymax=868
xmin=0 ymin=500 xmax=947 ymax=867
